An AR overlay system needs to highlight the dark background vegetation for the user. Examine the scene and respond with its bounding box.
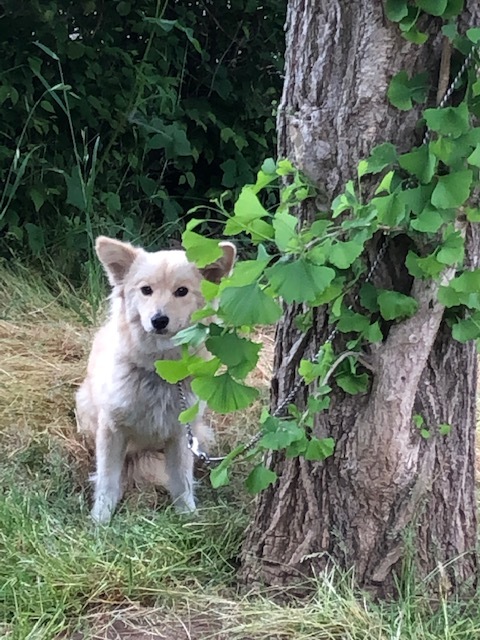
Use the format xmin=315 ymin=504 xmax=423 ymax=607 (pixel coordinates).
xmin=0 ymin=0 xmax=285 ymax=283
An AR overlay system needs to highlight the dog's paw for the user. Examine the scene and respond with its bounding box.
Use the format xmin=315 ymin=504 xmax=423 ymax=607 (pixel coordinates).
xmin=91 ymin=495 xmax=117 ymax=524
xmin=173 ymin=495 xmax=196 ymax=515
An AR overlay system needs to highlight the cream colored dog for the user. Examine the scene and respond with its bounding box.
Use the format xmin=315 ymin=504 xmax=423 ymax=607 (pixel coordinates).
xmin=75 ymin=236 xmax=236 ymax=523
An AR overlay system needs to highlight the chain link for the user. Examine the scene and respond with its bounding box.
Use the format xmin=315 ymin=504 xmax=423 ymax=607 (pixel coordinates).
xmin=423 ymin=42 xmax=479 ymax=144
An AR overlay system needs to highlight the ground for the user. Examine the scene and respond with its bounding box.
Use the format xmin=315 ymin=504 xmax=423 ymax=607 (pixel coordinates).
xmin=1 ymin=262 xmax=480 ymax=640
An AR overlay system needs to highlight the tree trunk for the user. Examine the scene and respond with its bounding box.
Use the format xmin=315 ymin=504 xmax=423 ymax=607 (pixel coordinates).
xmin=240 ymin=0 xmax=479 ymax=597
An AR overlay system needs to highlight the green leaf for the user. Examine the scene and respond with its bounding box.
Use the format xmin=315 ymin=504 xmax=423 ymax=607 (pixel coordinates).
xmin=387 ymin=71 xmax=428 ymax=110
xmin=439 ymin=423 xmax=452 ymax=436
xmin=467 ymin=28 xmax=480 ymax=43
xmin=220 ymin=283 xmax=282 ymax=326
xmin=424 ymin=103 xmax=470 ymax=138
xmin=415 ymin=0 xmax=448 ymax=16
xmin=273 ymin=209 xmax=298 ymax=251
xmin=336 ymin=371 xmax=369 ymax=395
xmin=192 ymin=373 xmax=259 ymax=413
xmin=25 ymin=223 xmax=45 ymax=255
xmin=399 ymin=145 xmax=437 ymax=184
xmin=304 ymin=437 xmax=335 ymax=461
xmin=182 ymin=225 xmax=223 ymax=267
xmin=420 ymin=428 xmax=431 ymax=439
xmin=337 ymin=310 xmax=371 ymax=333
xmin=210 ymin=465 xmax=230 ymax=488
xmin=386 ymin=0 xmax=409 ymax=21
xmin=329 ymin=241 xmax=364 ymax=269
xmin=375 ymin=171 xmax=396 ymax=195
xmin=331 ymin=180 xmax=358 ymax=217
xmin=413 ymin=414 xmax=424 ymax=428
xmin=225 ymin=188 xmax=270 ymax=236
xmin=388 ymin=71 xmax=412 ymax=110
xmin=65 ymin=166 xmax=87 ymax=211
xmin=466 ymin=208 xmax=480 ymax=222
xmin=29 ymin=188 xmax=45 ymax=213
xmin=201 ymin=279 xmax=219 ymax=302
xmin=449 ymin=270 xmax=480 ymax=293
xmin=467 ymin=144 xmax=480 ymax=167
xmin=372 ymin=192 xmax=408 ymax=226
xmin=436 ymin=229 xmax=464 ymax=265
xmin=245 ymin=464 xmax=277 ymax=494
xmin=431 ymin=171 xmax=472 ymax=209
xmin=358 ymin=143 xmax=398 ymax=177
xmin=408 ymin=72 xmax=430 ymax=103
xmin=260 ymin=416 xmax=305 ymax=450
xmin=359 ymin=283 xmax=380 ymax=312
xmin=452 ymin=315 xmax=480 ymax=342
xmin=364 ymin=321 xmax=383 ymax=343
xmin=265 ymin=259 xmax=336 ymax=303
xmin=209 ymin=444 xmax=245 ymax=488
xmin=299 ymin=343 xmax=335 ymax=385
xmin=222 ymin=255 xmax=270 ymax=289
xmin=34 ymin=41 xmax=59 ymax=61
xmin=378 ymin=290 xmax=419 ymax=320
xmin=178 ymin=402 xmax=199 ymax=424
xmin=155 ymin=359 xmax=190 ymax=384
xmin=402 ymin=26 xmax=428 ymax=44
xmin=410 ymin=207 xmax=444 ymax=233
xmin=406 ymin=251 xmax=445 ymax=278
xmin=206 ymin=332 xmax=261 ymax=378
xmin=172 ymin=324 xmax=210 ymax=348
xmin=443 ymin=0 xmax=464 ymax=18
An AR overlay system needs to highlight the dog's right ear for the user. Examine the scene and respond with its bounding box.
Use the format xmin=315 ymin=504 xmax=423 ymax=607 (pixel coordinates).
xmin=95 ymin=236 xmax=139 ymax=286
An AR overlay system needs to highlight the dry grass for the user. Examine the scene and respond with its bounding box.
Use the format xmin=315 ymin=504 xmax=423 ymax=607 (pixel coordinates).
xmin=0 ymin=263 xmax=274 ymax=476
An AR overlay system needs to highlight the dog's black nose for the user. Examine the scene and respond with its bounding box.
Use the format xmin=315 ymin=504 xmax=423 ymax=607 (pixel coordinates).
xmin=151 ymin=313 xmax=169 ymax=331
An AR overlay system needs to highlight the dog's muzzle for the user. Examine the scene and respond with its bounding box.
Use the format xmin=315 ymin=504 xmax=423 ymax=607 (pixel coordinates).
xmin=151 ymin=313 xmax=169 ymax=334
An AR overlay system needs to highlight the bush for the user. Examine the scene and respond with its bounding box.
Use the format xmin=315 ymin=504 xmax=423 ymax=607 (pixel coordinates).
xmin=0 ymin=0 xmax=285 ymax=281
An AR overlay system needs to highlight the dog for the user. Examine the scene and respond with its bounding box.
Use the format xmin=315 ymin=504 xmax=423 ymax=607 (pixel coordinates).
xmin=75 ymin=235 xmax=236 ymax=523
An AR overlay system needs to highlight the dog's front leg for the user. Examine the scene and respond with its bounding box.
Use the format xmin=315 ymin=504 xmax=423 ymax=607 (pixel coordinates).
xmin=91 ymin=412 xmax=126 ymax=524
xmin=164 ymin=435 xmax=195 ymax=514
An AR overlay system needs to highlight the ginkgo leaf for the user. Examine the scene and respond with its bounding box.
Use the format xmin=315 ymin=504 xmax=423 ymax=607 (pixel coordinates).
xmin=245 ymin=464 xmax=277 ymax=494
xmin=220 ymin=283 xmax=282 ymax=326
xmin=378 ymin=290 xmax=418 ymax=320
xmin=328 ymin=241 xmax=364 ymax=269
xmin=206 ymin=332 xmax=261 ymax=378
xmin=192 ymin=373 xmax=258 ymax=413
xmin=265 ymin=258 xmax=335 ymax=303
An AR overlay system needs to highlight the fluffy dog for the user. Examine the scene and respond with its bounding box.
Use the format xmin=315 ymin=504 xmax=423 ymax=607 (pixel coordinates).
xmin=75 ymin=236 xmax=236 ymax=523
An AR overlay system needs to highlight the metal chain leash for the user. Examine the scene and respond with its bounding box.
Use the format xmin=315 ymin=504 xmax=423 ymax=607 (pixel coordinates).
xmin=423 ymin=42 xmax=480 ymax=145
xmin=180 ymin=41 xmax=480 ymax=467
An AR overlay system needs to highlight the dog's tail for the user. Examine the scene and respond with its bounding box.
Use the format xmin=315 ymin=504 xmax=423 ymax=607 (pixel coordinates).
xmin=124 ymin=450 xmax=170 ymax=487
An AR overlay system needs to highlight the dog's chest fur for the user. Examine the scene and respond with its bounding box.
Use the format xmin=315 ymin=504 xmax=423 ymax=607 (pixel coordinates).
xmin=110 ymin=364 xmax=189 ymax=444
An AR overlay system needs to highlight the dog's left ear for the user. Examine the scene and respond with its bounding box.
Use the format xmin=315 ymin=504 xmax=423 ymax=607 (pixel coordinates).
xmin=201 ymin=242 xmax=236 ymax=283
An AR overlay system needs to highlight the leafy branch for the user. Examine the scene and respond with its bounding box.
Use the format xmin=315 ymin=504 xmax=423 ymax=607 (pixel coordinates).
xmin=156 ymin=13 xmax=480 ymax=494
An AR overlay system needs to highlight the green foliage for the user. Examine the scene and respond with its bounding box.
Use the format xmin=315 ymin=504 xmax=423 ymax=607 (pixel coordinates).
xmin=166 ymin=14 xmax=480 ymax=493
xmin=0 ymin=0 xmax=285 ymax=280
xmin=377 ymin=290 xmax=419 ymax=321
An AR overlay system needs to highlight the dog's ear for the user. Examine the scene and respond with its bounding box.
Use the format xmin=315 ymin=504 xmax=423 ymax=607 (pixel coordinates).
xmin=95 ymin=236 xmax=139 ymax=286
xmin=201 ymin=242 xmax=236 ymax=283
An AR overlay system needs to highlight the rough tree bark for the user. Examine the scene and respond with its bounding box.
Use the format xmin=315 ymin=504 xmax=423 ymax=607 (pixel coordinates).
xmin=240 ymin=0 xmax=479 ymax=597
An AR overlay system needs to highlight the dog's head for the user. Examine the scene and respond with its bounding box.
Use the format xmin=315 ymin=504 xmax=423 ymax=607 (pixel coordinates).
xmin=95 ymin=236 xmax=236 ymax=338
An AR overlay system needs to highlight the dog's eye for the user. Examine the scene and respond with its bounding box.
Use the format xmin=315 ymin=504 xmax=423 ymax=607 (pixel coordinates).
xmin=140 ymin=286 xmax=153 ymax=296
xmin=174 ymin=287 xmax=189 ymax=298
